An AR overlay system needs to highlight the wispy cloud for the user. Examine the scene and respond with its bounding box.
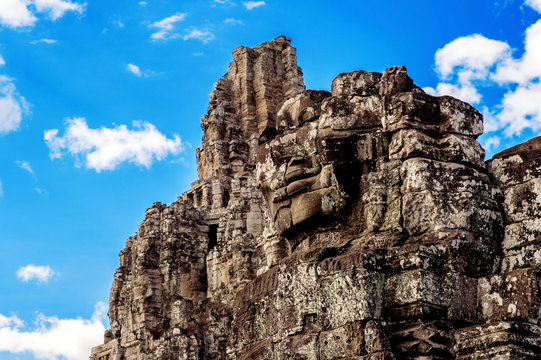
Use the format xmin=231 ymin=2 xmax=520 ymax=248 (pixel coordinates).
xmin=126 ymin=63 xmax=154 ymax=77
xmin=0 ymin=314 xmax=24 ymax=328
xmin=16 ymin=160 xmax=34 ymax=176
xmin=0 ymin=0 xmax=85 ymax=28
xmin=482 ymin=136 xmax=501 ymax=153
xmin=44 ymin=118 xmax=184 ymax=172
xmin=243 ymin=1 xmax=265 ymax=10
xmin=29 ymin=38 xmax=58 ymax=45
xmin=127 ymin=63 xmax=143 ymax=77
xmin=183 ymin=28 xmax=215 ymax=43
xmin=0 ymin=303 xmax=106 ymax=360
xmin=16 ymin=264 xmax=55 ymax=283
xmin=33 ymin=0 xmax=85 ymax=21
xmin=35 ymin=187 xmax=48 ymax=195
xmin=149 ymin=12 xmax=186 ymax=40
xmin=138 ymin=1 xmax=147 ymax=5
xmin=0 ymin=75 xmax=30 ymax=135
xmin=0 ymin=54 xmax=5 ymax=67
xmin=224 ymin=18 xmax=242 ymax=24
xmin=526 ymin=0 xmax=541 ymax=12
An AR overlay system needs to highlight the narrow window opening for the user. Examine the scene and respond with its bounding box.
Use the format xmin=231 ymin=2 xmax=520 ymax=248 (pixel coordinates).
xmin=371 ymin=137 xmax=377 ymax=159
xmin=223 ymin=189 xmax=230 ymax=208
xmin=208 ymin=224 xmax=218 ymax=252
xmin=207 ymin=189 xmax=212 ymax=206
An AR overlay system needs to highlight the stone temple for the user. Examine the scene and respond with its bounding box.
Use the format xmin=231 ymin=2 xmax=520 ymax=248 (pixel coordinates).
xmin=90 ymin=36 xmax=541 ymax=359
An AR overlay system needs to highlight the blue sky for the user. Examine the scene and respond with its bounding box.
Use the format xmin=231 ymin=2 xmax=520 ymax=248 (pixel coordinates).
xmin=0 ymin=0 xmax=540 ymax=359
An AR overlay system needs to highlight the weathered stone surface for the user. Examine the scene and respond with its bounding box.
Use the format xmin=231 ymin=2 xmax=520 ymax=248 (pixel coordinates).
xmin=90 ymin=38 xmax=541 ymax=360
xmin=382 ymin=92 xmax=483 ymax=137
xmin=487 ymin=136 xmax=541 ymax=276
xmin=478 ymin=269 xmax=541 ymax=323
xmin=456 ymin=321 xmax=541 ymax=359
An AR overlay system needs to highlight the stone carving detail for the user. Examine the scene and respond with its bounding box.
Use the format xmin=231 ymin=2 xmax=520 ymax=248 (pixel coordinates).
xmin=90 ymin=37 xmax=541 ymax=360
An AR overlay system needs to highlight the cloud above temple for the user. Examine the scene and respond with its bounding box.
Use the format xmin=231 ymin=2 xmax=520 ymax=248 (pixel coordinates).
xmin=44 ymin=118 xmax=184 ymax=172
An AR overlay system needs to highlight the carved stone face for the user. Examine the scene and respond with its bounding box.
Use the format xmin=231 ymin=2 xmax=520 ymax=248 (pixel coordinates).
xmin=257 ymin=87 xmax=385 ymax=235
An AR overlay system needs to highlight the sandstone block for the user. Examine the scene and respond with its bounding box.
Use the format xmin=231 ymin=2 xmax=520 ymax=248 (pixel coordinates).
xmin=384 ymin=269 xmax=448 ymax=310
xmin=478 ymin=269 xmax=541 ymax=323
xmin=331 ymin=70 xmax=382 ymax=96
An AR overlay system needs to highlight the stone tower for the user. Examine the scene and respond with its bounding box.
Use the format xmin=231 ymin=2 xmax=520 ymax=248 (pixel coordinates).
xmin=90 ymin=37 xmax=541 ymax=360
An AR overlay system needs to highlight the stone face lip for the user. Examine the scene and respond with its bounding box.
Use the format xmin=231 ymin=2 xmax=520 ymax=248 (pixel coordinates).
xmin=90 ymin=37 xmax=541 ymax=360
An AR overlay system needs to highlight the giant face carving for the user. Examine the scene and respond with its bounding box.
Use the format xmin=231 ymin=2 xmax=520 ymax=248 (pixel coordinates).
xmin=257 ymin=79 xmax=386 ymax=236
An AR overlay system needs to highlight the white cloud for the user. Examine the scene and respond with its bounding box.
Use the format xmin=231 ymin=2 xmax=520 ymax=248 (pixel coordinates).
xmin=0 ymin=55 xmax=5 ymax=67
xmin=424 ymin=82 xmax=481 ymax=105
xmin=0 ymin=0 xmax=37 ymax=28
xmin=17 ymin=264 xmax=54 ymax=283
xmin=0 ymin=75 xmax=30 ymax=135
xmin=428 ymin=34 xmax=510 ymax=104
xmin=492 ymin=19 xmax=541 ymax=84
xmin=0 ymin=0 xmax=84 ymax=28
xmin=138 ymin=1 xmax=147 ymax=5
xmin=183 ymin=28 xmax=215 ymax=43
xmin=480 ymin=106 xmax=500 ymax=133
xmin=243 ymin=1 xmax=265 ymax=10
xmin=0 ymin=302 xmax=107 ymax=360
xmin=428 ymin=10 xmax=541 ymax=138
xmin=149 ymin=12 xmax=185 ymax=40
xmin=16 ymin=160 xmax=35 ymax=176
xmin=434 ymin=34 xmax=510 ymax=80
xmin=33 ymin=0 xmax=85 ymax=21
xmin=498 ymin=81 xmax=541 ymax=136
xmin=29 ymin=38 xmax=58 ymax=44
xmin=44 ymin=118 xmax=184 ymax=172
xmin=526 ymin=0 xmax=541 ymax=12
xmin=127 ymin=63 xmax=142 ymax=77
